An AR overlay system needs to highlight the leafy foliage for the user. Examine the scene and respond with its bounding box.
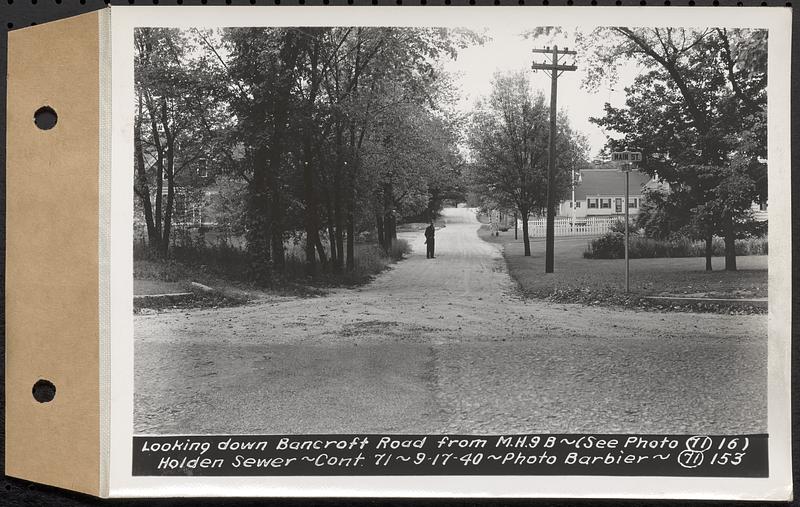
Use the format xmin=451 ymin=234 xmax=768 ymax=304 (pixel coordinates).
xmin=134 ymin=27 xmax=480 ymax=279
xmin=467 ymin=71 xmax=588 ymax=256
xmin=585 ymin=27 xmax=767 ymax=270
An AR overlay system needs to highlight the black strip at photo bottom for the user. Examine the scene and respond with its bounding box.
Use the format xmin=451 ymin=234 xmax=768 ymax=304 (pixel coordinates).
xmin=132 ymin=433 xmax=768 ymax=477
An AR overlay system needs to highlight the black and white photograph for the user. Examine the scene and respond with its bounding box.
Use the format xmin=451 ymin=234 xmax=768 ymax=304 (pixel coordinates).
xmin=123 ymin=8 xmax=789 ymax=491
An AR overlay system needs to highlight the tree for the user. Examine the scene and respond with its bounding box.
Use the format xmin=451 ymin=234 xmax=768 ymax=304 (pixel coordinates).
xmin=468 ymin=71 xmax=587 ymax=256
xmin=317 ymin=27 xmax=474 ymax=270
xmin=134 ymin=28 xmax=230 ymax=258
xmin=636 ymin=186 xmax=696 ymax=240
xmin=196 ymin=26 xmax=476 ymax=279
xmin=584 ymin=27 xmax=767 ymax=271
xmin=363 ymin=89 xmax=464 ymax=251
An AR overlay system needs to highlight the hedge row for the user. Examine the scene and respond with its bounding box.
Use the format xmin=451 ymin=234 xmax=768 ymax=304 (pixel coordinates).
xmin=584 ymin=233 xmax=768 ymax=259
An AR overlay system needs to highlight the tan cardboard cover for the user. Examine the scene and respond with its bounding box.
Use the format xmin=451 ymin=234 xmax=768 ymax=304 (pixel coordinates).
xmin=5 ymin=10 xmax=103 ymax=496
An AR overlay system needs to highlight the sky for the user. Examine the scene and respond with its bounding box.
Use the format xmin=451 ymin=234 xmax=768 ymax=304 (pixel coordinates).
xmin=441 ymin=27 xmax=640 ymax=159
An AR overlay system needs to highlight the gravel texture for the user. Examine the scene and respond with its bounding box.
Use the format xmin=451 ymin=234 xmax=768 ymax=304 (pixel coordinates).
xmin=135 ymin=208 xmax=767 ymax=435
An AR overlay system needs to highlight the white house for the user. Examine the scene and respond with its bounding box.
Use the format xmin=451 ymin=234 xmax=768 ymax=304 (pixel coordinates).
xmin=557 ymin=166 xmax=654 ymax=220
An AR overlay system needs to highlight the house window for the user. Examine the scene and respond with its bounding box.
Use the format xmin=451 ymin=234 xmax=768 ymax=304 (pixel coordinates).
xmin=615 ymin=198 xmax=623 ymax=213
xmin=628 ymin=198 xmax=638 ymax=209
xmin=168 ymin=189 xmax=188 ymax=223
xmin=196 ymin=158 xmax=209 ymax=178
xmin=575 ymin=202 xmax=581 ymax=209
xmin=600 ymin=198 xmax=611 ymax=209
xmin=587 ymin=199 xmax=598 ymax=209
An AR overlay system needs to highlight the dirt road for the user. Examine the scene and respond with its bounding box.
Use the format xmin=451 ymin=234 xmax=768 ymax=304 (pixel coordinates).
xmin=135 ymin=207 xmax=767 ymax=435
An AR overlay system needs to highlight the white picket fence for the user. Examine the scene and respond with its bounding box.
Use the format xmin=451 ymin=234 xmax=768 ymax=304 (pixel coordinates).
xmin=525 ymin=216 xmax=619 ymax=238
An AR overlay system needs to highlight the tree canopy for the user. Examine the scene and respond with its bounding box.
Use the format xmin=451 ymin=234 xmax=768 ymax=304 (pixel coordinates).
xmin=467 ymin=70 xmax=588 ymax=256
xmin=584 ymin=27 xmax=767 ymax=271
xmin=134 ymin=26 xmax=478 ymax=278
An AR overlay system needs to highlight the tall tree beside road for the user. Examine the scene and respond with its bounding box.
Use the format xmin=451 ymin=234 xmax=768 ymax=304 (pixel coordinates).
xmin=320 ymin=27 xmax=474 ymax=270
xmin=583 ymin=27 xmax=767 ymax=271
xmin=134 ymin=28 xmax=230 ymax=258
xmin=364 ymin=85 xmax=464 ymax=252
xmin=220 ymin=27 xmax=305 ymax=279
xmin=164 ymin=27 xmax=476 ymax=278
xmin=468 ymin=71 xmax=587 ymax=256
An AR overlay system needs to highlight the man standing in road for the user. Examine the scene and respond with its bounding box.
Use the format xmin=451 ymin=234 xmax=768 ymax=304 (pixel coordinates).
xmin=425 ymin=221 xmax=436 ymax=259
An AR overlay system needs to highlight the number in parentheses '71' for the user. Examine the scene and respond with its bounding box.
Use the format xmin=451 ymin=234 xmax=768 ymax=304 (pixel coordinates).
xmin=678 ymin=436 xmax=712 ymax=469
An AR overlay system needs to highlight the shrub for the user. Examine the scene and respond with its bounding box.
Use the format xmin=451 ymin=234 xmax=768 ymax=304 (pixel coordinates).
xmin=584 ymin=234 xmax=768 ymax=259
xmin=736 ymin=236 xmax=768 ymax=255
xmin=134 ymin=259 xmax=193 ymax=282
xmin=583 ymin=232 xmax=625 ymax=259
xmin=352 ymin=244 xmax=388 ymax=274
xmin=135 ymin=232 xmax=413 ymax=287
xmin=388 ymin=238 xmax=412 ymax=260
xmin=608 ymin=218 xmax=637 ymax=235
xmin=172 ymin=240 xmax=254 ymax=280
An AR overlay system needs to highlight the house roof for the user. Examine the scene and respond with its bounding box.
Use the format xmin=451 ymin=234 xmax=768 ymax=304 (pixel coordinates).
xmin=574 ymin=169 xmax=651 ymax=200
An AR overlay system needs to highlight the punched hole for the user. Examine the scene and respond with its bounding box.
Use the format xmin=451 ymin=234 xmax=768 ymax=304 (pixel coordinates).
xmin=32 ymin=379 xmax=56 ymax=403
xmin=34 ymin=106 xmax=57 ymax=130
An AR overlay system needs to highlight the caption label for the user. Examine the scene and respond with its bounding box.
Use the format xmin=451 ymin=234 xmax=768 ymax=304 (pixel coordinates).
xmin=132 ymin=433 xmax=767 ymax=477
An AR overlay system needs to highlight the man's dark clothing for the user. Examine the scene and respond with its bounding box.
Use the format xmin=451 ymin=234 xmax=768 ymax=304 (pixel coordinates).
xmin=425 ymin=224 xmax=435 ymax=259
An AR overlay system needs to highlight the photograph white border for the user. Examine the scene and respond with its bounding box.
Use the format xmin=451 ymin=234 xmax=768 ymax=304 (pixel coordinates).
xmin=107 ymin=5 xmax=792 ymax=499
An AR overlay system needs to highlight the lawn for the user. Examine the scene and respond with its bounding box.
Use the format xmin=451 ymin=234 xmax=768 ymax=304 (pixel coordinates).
xmin=478 ymin=225 xmax=768 ymax=313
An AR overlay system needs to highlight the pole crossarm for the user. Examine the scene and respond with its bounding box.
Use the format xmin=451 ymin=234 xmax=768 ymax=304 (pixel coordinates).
xmin=531 ymin=63 xmax=578 ymax=72
xmin=531 ymin=48 xmax=577 ymax=55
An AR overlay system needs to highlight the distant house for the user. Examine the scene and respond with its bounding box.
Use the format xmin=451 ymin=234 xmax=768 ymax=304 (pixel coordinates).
xmin=557 ymin=164 xmax=655 ymax=220
xmin=751 ymin=201 xmax=768 ymax=222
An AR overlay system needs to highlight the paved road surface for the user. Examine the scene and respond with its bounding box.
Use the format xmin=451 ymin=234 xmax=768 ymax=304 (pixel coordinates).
xmin=135 ymin=207 xmax=766 ymax=434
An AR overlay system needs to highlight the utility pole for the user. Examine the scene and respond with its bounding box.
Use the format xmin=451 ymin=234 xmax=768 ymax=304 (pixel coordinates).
xmin=531 ymin=45 xmax=577 ymax=273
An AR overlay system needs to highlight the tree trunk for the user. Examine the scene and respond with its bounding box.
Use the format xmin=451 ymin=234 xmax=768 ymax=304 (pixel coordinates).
xmin=304 ymin=233 xmax=316 ymax=276
xmin=328 ymin=220 xmax=338 ymax=270
xmin=249 ymin=28 xmax=300 ymax=276
xmin=382 ymin=211 xmax=395 ymax=252
xmin=160 ymin=98 xmax=175 ymax=259
xmin=334 ymin=193 xmax=345 ymax=273
xmin=724 ymin=215 xmax=737 ymax=271
xmin=302 ymin=147 xmax=320 ymax=276
xmin=162 ymin=160 xmax=175 ymax=258
xmin=346 ymin=199 xmax=355 ymax=271
xmin=302 ymin=150 xmax=319 ymax=276
xmin=704 ymin=229 xmax=713 ymax=272
xmin=314 ymin=235 xmax=328 ymax=271
xmin=514 ymin=212 xmax=518 ymax=240
xmin=143 ymin=92 xmax=165 ymax=246
xmin=382 ymin=182 xmax=394 ymax=251
xmin=521 ymin=209 xmax=531 ymax=256
xmin=325 ymin=195 xmax=338 ymax=270
xmin=301 ymin=37 xmax=322 ymax=277
xmin=269 ymin=197 xmax=285 ymax=272
xmin=389 ymin=214 xmax=397 ymax=243
xmin=245 ymin=149 xmax=272 ymax=281
xmin=376 ymin=214 xmax=385 ymax=250
xmin=153 ymin=149 xmax=163 ymax=244
xmin=332 ymin=127 xmax=345 ymax=273
xmin=134 ymin=110 xmax=158 ymax=249
xmin=266 ymin=128 xmax=286 ymax=273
